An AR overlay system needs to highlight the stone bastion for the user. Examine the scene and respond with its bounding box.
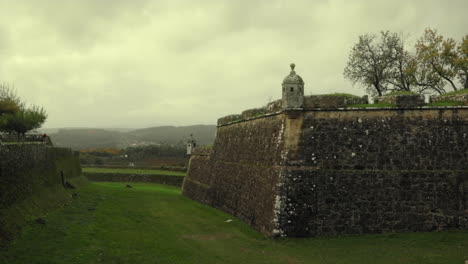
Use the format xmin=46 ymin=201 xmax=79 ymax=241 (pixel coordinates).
xmin=182 ymin=93 xmax=468 ymax=237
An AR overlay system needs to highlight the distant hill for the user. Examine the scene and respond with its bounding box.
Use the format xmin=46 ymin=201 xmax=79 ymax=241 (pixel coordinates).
xmin=128 ymin=125 xmax=216 ymax=146
xmin=50 ymin=129 xmax=123 ymax=149
xmin=47 ymin=125 xmax=216 ymax=150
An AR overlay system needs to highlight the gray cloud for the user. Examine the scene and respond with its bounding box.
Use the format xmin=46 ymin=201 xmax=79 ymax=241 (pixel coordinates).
xmin=0 ymin=0 xmax=467 ymax=128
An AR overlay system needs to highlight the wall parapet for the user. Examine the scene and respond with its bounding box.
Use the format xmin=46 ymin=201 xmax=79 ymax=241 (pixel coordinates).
xmin=431 ymin=93 xmax=468 ymax=105
xmin=303 ymin=94 xmax=368 ymax=109
xmin=375 ymin=94 xmax=425 ymax=107
xmin=191 ymin=147 xmax=213 ymax=156
xmin=217 ymin=105 xmax=468 ymax=127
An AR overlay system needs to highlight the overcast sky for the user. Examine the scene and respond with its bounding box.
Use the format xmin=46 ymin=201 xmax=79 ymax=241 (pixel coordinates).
xmin=0 ymin=0 xmax=467 ymax=128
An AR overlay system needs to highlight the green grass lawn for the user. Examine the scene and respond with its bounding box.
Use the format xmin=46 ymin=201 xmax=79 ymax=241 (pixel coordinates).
xmin=1 ymin=182 xmax=467 ymax=264
xmin=82 ymin=167 xmax=186 ymax=177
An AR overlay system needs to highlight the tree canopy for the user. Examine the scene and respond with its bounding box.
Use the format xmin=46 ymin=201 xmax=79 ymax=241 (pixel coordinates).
xmin=344 ymin=29 xmax=468 ymax=95
xmin=0 ymin=84 xmax=21 ymax=116
xmin=0 ymin=84 xmax=48 ymax=137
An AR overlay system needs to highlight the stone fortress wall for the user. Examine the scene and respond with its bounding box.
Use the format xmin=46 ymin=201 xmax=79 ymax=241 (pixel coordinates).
xmin=182 ymin=64 xmax=468 ymax=237
xmin=0 ymin=145 xmax=83 ymax=246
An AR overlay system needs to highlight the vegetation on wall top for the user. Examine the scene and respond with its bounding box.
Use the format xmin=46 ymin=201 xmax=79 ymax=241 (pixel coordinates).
xmin=0 ymin=83 xmax=47 ymax=138
xmin=344 ymin=29 xmax=467 ymax=96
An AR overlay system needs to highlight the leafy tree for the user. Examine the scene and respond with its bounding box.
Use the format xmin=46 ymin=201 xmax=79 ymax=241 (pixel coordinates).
xmin=386 ymin=36 xmax=414 ymax=92
xmin=1 ymin=106 xmax=47 ymax=138
xmin=344 ymin=31 xmax=403 ymax=96
xmin=454 ymin=35 xmax=468 ymax=89
xmin=345 ymin=29 xmax=467 ymax=95
xmin=0 ymin=84 xmax=20 ymax=116
xmin=405 ymin=56 xmax=446 ymax=94
xmin=0 ymin=83 xmax=48 ymax=139
xmin=0 ymin=84 xmax=22 ymax=131
xmin=415 ymin=28 xmax=461 ymax=92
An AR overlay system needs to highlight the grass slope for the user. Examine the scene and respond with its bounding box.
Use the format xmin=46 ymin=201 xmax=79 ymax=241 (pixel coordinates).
xmin=441 ymin=88 xmax=468 ymax=96
xmin=82 ymin=167 xmax=186 ymax=177
xmin=1 ymin=182 xmax=467 ymax=264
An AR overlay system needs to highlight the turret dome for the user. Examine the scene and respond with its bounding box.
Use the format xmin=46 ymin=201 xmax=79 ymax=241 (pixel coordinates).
xmin=282 ymin=63 xmax=304 ymax=85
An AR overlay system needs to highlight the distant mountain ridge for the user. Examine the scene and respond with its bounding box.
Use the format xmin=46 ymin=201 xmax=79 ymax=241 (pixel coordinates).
xmin=46 ymin=125 xmax=216 ymax=150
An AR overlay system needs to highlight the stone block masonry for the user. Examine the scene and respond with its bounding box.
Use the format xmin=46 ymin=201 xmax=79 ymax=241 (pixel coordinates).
xmin=183 ymin=107 xmax=468 ymax=237
xmin=0 ymin=144 xmax=83 ymax=247
xmin=184 ymin=114 xmax=287 ymax=234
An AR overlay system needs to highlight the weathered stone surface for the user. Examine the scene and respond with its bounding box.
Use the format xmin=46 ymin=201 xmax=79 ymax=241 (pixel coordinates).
xmin=396 ymin=95 xmax=425 ymax=107
xmin=431 ymin=93 xmax=468 ymax=105
xmin=217 ymin=114 xmax=243 ymax=126
xmin=0 ymin=145 xmax=82 ymax=247
xmin=241 ymin=107 xmax=268 ymax=120
xmin=184 ymin=107 xmax=468 ymax=237
xmin=303 ymin=95 xmax=368 ymax=109
xmin=278 ymin=169 xmax=467 ymax=236
xmin=191 ymin=147 xmax=213 ymax=156
xmin=183 ymin=114 xmax=287 ymax=235
xmin=266 ymin=100 xmax=283 ymax=113
xmin=0 ymin=145 xmax=81 ymax=209
xmin=375 ymin=94 xmax=424 ymax=107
